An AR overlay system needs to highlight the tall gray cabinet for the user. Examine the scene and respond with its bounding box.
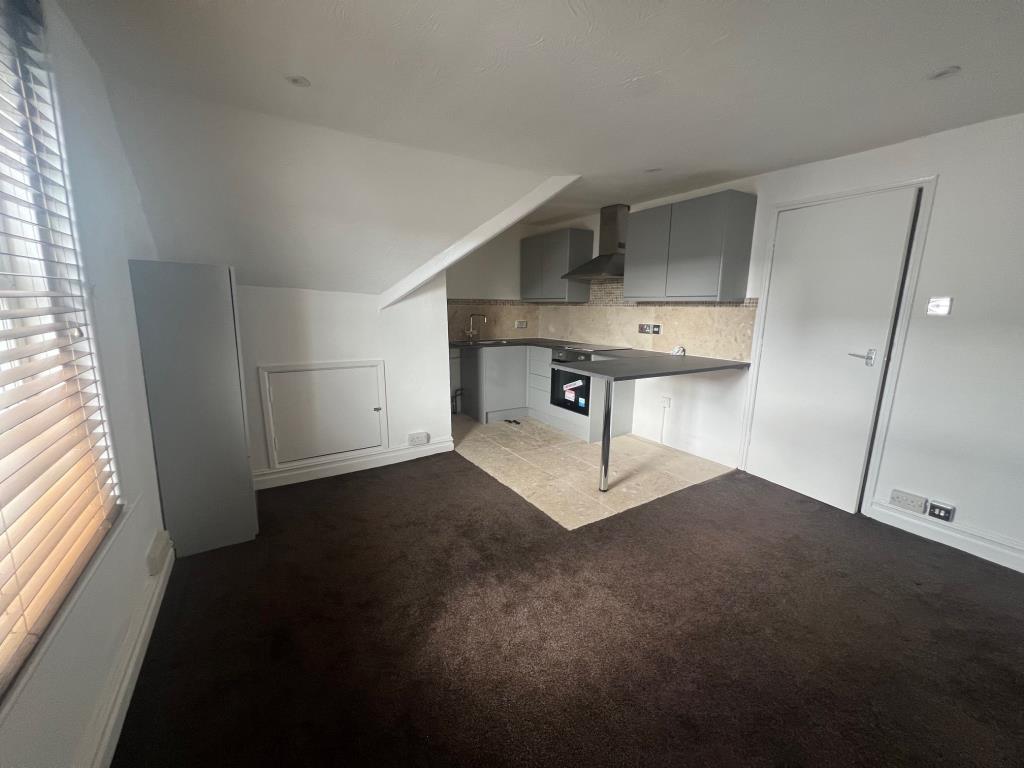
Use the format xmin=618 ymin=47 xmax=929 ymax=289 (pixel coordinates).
xmin=520 ymin=228 xmax=593 ymax=302
xmin=130 ymin=261 xmax=257 ymax=557
xmin=623 ymin=190 xmax=756 ymax=301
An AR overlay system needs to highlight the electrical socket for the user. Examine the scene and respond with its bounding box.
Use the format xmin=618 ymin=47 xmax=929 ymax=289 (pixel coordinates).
xmin=652 ymin=324 xmax=661 ymax=334
xmin=927 ymin=500 xmax=956 ymax=522
xmin=638 ymin=323 xmax=652 ymax=334
xmin=514 ymin=320 xmax=528 ymax=329
xmin=890 ymin=489 xmax=928 ymax=515
xmin=408 ymin=431 xmax=430 ymax=446
xmin=661 ymin=395 xmax=672 ymax=409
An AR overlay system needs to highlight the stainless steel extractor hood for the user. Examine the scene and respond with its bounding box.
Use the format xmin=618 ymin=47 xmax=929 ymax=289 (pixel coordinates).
xmin=561 ymin=203 xmax=629 ymax=281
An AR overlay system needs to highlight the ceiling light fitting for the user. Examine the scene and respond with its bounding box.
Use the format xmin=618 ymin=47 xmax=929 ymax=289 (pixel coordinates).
xmin=927 ymin=65 xmax=962 ymax=81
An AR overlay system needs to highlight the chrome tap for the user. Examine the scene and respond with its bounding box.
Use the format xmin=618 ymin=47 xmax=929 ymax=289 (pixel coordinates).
xmin=466 ymin=313 xmax=488 ymax=341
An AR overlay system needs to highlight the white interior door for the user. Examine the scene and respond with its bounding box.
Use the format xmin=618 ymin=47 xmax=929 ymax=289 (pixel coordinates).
xmin=267 ymin=364 xmax=383 ymax=463
xmin=746 ymin=187 xmax=918 ymax=512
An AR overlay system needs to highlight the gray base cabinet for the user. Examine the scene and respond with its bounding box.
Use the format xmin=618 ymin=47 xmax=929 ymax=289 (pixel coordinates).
xmin=459 ymin=345 xmax=633 ymax=443
xmin=521 ymin=228 xmax=593 ymax=302
xmin=624 ymin=190 xmax=756 ymax=302
xmin=460 ymin=346 xmax=528 ymax=423
xmin=526 ymin=347 xmax=634 ymax=443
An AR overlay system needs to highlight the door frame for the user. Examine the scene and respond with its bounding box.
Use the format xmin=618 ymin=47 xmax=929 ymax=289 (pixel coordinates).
xmin=738 ymin=176 xmax=939 ymax=514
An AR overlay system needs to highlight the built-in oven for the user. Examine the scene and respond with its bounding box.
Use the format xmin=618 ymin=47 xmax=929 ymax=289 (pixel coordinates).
xmin=550 ymin=349 xmax=592 ymax=416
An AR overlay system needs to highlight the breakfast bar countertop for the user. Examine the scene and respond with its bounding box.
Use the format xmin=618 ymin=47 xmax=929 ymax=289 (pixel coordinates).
xmin=550 ymin=353 xmax=750 ymax=382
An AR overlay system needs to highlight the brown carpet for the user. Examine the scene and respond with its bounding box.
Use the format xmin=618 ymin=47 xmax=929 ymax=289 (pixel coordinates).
xmin=112 ymin=452 xmax=1024 ymax=767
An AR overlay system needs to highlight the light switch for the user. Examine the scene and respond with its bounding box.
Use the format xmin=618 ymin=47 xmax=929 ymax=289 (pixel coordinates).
xmin=927 ymin=296 xmax=952 ymax=316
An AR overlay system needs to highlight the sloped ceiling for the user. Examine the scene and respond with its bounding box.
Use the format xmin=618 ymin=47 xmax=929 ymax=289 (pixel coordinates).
xmin=104 ymin=82 xmax=548 ymax=293
xmin=59 ymin=0 xmax=1024 ymax=223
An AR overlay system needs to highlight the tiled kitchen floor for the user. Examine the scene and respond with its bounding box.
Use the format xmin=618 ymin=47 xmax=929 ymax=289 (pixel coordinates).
xmin=452 ymin=414 xmax=731 ymax=529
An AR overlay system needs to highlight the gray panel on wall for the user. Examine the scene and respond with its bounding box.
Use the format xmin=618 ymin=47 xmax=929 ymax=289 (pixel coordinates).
xmin=130 ymin=260 xmax=257 ymax=556
xmin=719 ymin=191 xmax=757 ymax=301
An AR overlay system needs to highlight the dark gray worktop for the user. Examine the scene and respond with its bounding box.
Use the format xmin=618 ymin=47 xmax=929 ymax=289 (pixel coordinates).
xmin=448 ymin=337 xmax=629 ymax=352
xmin=448 ymin=337 xmax=749 ymax=382
xmin=551 ymin=354 xmax=750 ymax=382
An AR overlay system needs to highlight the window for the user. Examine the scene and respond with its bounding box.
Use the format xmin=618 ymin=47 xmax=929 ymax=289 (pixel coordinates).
xmin=0 ymin=0 xmax=120 ymax=696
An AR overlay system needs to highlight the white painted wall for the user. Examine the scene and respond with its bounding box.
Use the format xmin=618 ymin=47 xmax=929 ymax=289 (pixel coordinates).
xmin=103 ymin=80 xmax=547 ymax=294
xmin=446 ymin=213 xmax=604 ymax=299
xmin=445 ymin=224 xmax=523 ymax=299
xmin=632 ymin=113 xmax=1024 ymax=568
xmin=236 ymin=276 xmax=453 ymax=477
xmin=0 ymin=2 xmax=167 ymax=765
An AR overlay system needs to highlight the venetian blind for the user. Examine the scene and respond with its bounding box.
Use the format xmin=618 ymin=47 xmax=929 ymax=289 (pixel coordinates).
xmin=0 ymin=0 xmax=120 ymax=697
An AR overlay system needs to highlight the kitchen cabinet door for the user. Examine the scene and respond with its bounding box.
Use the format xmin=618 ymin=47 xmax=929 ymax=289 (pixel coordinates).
xmin=665 ymin=190 xmax=755 ymax=301
xmin=520 ymin=229 xmax=592 ymax=302
xmin=539 ymin=231 xmax=570 ymax=299
xmin=666 ymin=194 xmax=726 ymax=299
xmin=520 ymin=235 xmax=551 ymax=300
xmin=623 ymin=205 xmax=671 ymax=298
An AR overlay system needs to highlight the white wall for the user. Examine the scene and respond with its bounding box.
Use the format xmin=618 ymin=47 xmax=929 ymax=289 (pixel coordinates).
xmin=104 ymin=81 xmax=547 ymax=294
xmin=445 ymin=213 xmax=604 ymax=299
xmin=0 ymin=2 xmax=167 ymax=765
xmin=445 ymin=224 xmax=523 ymax=300
xmin=236 ymin=276 xmax=453 ymax=479
xmin=633 ymin=113 xmax=1024 ymax=568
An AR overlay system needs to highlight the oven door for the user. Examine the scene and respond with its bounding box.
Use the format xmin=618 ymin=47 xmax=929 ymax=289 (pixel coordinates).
xmin=550 ymin=368 xmax=591 ymax=416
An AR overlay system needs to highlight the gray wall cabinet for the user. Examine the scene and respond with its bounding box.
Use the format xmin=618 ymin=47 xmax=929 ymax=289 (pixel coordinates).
xmin=520 ymin=228 xmax=593 ymax=302
xmin=623 ymin=190 xmax=756 ymax=302
xmin=622 ymin=205 xmax=672 ymax=298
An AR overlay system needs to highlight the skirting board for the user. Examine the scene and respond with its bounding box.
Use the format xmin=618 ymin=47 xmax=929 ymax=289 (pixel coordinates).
xmin=85 ymin=541 xmax=174 ymax=768
xmin=867 ymin=501 xmax=1024 ymax=574
xmin=253 ymin=439 xmax=454 ymax=490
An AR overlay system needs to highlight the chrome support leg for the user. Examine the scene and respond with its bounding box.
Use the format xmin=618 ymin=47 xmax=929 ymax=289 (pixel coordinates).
xmin=599 ymin=378 xmax=614 ymax=492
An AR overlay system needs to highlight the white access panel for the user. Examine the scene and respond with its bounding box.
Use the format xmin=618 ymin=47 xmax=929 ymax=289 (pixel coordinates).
xmin=262 ymin=361 xmax=386 ymax=465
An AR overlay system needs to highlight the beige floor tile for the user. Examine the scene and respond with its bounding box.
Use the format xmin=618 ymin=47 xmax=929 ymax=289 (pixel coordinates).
xmin=491 ymin=458 xmax=554 ymax=497
xmin=513 ymin=446 xmax=593 ymax=475
xmin=455 ymin=436 xmax=510 ymax=464
xmin=523 ymin=479 xmax=608 ymax=530
xmin=484 ymin=431 xmax=547 ymax=453
xmin=656 ymin=452 xmax=731 ymax=484
xmin=451 ymin=416 xmax=731 ymax=529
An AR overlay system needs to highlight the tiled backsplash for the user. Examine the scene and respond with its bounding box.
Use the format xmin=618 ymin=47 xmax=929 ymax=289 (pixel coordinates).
xmin=447 ymin=282 xmax=757 ymax=361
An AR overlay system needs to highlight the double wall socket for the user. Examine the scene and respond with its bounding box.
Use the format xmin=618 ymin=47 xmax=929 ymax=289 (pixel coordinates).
xmin=408 ymin=431 xmax=430 ymax=446
xmin=890 ymin=489 xmax=928 ymax=515
xmin=890 ymin=489 xmax=956 ymax=523
xmin=638 ymin=323 xmax=661 ymax=334
xmin=514 ymin=320 xmax=528 ymax=329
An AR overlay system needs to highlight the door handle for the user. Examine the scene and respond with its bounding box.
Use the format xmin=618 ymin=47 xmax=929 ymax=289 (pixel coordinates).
xmin=847 ymin=349 xmax=877 ymax=367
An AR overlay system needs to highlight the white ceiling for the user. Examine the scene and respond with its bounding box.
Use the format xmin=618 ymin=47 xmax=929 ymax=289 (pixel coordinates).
xmin=58 ymin=0 xmax=1024 ymax=222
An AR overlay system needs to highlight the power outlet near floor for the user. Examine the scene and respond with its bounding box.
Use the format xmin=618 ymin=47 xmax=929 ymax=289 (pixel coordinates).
xmin=890 ymin=489 xmax=928 ymax=515
xmin=408 ymin=431 xmax=430 ymax=446
xmin=927 ymin=500 xmax=956 ymax=522
xmin=638 ymin=323 xmax=662 ymax=334
xmin=514 ymin=320 xmax=528 ymax=329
